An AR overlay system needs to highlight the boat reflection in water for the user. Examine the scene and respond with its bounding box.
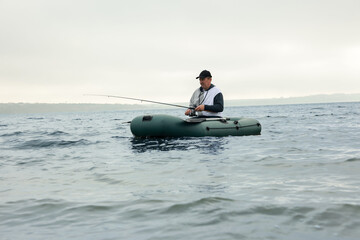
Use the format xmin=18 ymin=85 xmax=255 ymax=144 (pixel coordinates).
xmin=130 ymin=137 xmax=228 ymax=154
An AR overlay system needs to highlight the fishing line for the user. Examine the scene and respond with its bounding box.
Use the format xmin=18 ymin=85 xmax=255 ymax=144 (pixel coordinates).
xmin=85 ymin=94 xmax=194 ymax=110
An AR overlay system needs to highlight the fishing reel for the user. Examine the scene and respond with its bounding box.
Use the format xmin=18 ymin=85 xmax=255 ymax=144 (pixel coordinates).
xmin=189 ymin=108 xmax=197 ymax=117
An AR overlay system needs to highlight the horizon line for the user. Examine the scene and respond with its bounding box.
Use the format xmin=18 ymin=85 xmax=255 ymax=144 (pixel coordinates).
xmin=1 ymin=93 xmax=359 ymax=105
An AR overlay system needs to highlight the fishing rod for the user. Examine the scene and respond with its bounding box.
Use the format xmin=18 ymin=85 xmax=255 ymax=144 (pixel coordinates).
xmin=86 ymin=94 xmax=195 ymax=110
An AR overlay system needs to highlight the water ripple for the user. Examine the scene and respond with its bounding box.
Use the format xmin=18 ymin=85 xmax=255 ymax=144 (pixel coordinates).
xmin=163 ymin=197 xmax=233 ymax=214
xmin=1 ymin=131 xmax=23 ymax=137
xmin=15 ymin=139 xmax=92 ymax=149
xmin=27 ymin=117 xmax=44 ymax=120
xmin=47 ymin=131 xmax=69 ymax=136
xmin=345 ymin=158 xmax=360 ymax=162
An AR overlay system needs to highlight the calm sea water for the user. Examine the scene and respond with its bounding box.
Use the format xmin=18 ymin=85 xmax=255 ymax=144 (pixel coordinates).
xmin=1 ymin=102 xmax=359 ymax=240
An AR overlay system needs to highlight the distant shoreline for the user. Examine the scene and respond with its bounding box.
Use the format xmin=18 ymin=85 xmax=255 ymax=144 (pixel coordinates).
xmin=1 ymin=93 xmax=359 ymax=114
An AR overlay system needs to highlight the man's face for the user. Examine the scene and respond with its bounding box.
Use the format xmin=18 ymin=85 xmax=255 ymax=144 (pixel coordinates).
xmin=199 ymin=77 xmax=212 ymax=90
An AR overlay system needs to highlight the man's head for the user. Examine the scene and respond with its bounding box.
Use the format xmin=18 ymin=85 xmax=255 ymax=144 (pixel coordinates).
xmin=196 ymin=70 xmax=212 ymax=90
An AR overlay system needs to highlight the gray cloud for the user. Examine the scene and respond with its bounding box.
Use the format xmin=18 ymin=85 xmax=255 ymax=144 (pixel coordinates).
xmin=1 ymin=0 xmax=359 ymax=103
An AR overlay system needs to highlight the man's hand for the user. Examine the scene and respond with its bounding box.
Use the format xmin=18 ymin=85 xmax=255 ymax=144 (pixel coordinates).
xmin=195 ymin=105 xmax=205 ymax=111
xmin=185 ymin=109 xmax=191 ymax=115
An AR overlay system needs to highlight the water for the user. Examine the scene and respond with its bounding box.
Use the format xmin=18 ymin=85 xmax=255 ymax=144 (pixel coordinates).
xmin=1 ymin=102 xmax=359 ymax=240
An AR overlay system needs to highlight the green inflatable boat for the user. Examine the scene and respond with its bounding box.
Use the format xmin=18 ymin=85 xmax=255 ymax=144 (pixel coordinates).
xmin=130 ymin=114 xmax=261 ymax=138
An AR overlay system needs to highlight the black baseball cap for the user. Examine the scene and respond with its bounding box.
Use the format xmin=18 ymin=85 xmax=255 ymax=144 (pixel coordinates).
xmin=196 ymin=70 xmax=212 ymax=79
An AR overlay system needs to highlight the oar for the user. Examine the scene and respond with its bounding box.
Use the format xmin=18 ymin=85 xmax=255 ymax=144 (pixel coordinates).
xmin=185 ymin=117 xmax=229 ymax=123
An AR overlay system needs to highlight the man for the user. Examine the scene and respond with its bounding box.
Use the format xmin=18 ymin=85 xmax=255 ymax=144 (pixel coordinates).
xmin=185 ymin=70 xmax=224 ymax=117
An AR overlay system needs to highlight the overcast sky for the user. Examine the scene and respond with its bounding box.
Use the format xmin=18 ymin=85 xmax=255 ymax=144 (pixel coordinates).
xmin=1 ymin=0 xmax=359 ymax=103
